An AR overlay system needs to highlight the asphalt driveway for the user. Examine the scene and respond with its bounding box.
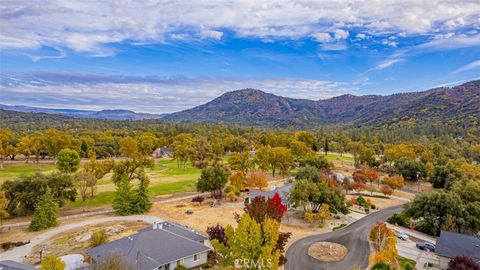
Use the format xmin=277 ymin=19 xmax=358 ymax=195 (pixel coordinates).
xmin=285 ymin=206 xmax=403 ymax=270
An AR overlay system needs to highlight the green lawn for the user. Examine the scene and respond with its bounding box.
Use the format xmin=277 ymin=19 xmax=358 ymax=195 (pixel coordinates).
xmin=0 ymin=163 xmax=57 ymax=184
xmin=65 ymin=158 xmax=200 ymax=208
xmin=322 ymin=152 xmax=354 ymax=162
xmin=398 ymin=255 xmax=416 ymax=270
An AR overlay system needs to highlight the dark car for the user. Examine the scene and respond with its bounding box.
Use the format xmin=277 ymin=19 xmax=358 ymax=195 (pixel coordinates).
xmin=416 ymin=242 xmax=436 ymax=252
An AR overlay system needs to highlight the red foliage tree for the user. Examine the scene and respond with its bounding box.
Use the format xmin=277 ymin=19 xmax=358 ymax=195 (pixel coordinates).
xmin=447 ymin=255 xmax=480 ymax=270
xmin=381 ymin=185 xmax=393 ymax=196
xmin=276 ymin=232 xmax=292 ymax=265
xmin=245 ymin=193 xmax=287 ymax=223
xmin=267 ymin=193 xmax=288 ymax=221
xmin=352 ymin=181 xmax=367 ymax=191
xmin=206 ymin=224 xmax=228 ymax=246
xmin=353 ymin=171 xmax=368 ymax=183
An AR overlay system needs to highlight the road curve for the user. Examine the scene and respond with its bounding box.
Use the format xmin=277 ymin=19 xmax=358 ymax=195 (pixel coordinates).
xmin=285 ymin=206 xmax=403 ymax=270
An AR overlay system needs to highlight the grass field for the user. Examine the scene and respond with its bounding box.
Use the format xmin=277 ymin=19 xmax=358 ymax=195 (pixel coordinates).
xmin=398 ymin=255 xmax=416 ymax=269
xmin=322 ymin=152 xmax=355 ymax=162
xmin=0 ymin=158 xmax=201 ymax=208
xmin=0 ymin=163 xmax=56 ymax=183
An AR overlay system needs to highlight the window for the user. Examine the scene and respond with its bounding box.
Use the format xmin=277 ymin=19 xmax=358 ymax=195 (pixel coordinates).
xmin=194 ymin=254 xmax=199 ymax=261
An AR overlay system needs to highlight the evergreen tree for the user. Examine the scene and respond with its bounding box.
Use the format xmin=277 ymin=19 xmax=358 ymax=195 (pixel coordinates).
xmin=112 ymin=177 xmax=133 ymax=216
xmin=131 ymin=170 xmax=152 ymax=214
xmin=29 ymin=188 xmax=58 ymax=231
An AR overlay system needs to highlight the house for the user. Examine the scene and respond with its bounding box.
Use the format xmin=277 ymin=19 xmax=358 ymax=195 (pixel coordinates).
xmin=435 ymin=230 xmax=480 ymax=269
xmin=0 ymin=260 xmax=36 ymax=270
xmin=87 ymin=221 xmax=211 ymax=270
xmin=152 ymin=147 xmax=173 ymax=158
xmin=247 ymin=183 xmax=293 ymax=209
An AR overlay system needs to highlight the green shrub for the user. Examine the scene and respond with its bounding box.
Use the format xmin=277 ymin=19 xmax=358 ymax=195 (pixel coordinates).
xmin=332 ymin=224 xmax=347 ymax=231
xmin=387 ymin=212 xmax=411 ymax=227
xmin=224 ymin=185 xmax=240 ymax=196
xmin=90 ymin=229 xmax=108 ymax=247
xmin=40 ymin=256 xmax=65 ymax=270
xmin=371 ymin=262 xmax=392 ymax=270
xmin=357 ymin=195 xmax=368 ymax=208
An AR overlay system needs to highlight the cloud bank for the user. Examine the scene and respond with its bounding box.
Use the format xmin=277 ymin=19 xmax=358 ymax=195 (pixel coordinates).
xmin=1 ymin=0 xmax=479 ymax=55
xmin=0 ymin=72 xmax=356 ymax=113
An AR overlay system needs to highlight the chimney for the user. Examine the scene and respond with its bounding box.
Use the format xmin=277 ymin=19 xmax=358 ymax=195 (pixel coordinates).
xmin=153 ymin=221 xmax=163 ymax=230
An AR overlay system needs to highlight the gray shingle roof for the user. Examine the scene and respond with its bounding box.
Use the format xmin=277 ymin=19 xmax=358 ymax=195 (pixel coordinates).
xmin=435 ymin=230 xmax=480 ymax=261
xmin=87 ymin=224 xmax=210 ymax=270
xmin=248 ymin=183 xmax=292 ymax=205
xmin=139 ymin=221 xmax=206 ymax=242
xmin=0 ymin=260 xmax=36 ymax=270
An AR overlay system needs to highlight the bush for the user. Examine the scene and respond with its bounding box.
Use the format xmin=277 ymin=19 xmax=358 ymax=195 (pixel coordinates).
xmin=224 ymin=185 xmax=240 ymax=196
xmin=371 ymin=204 xmax=376 ymax=209
xmin=191 ymin=195 xmax=205 ymax=204
xmin=403 ymin=262 xmax=414 ymax=270
xmin=90 ymin=229 xmax=108 ymax=247
xmin=175 ymin=265 xmax=187 ymax=270
xmin=332 ymin=224 xmax=347 ymax=231
xmin=371 ymin=262 xmax=392 ymax=270
xmin=364 ymin=206 xmax=370 ymax=213
xmin=387 ymin=212 xmax=411 ymax=227
xmin=40 ymin=256 xmax=65 ymax=270
xmin=357 ymin=195 xmax=368 ymax=208
xmin=447 ymin=255 xmax=480 ymax=270
xmin=227 ymin=191 xmax=238 ymax=201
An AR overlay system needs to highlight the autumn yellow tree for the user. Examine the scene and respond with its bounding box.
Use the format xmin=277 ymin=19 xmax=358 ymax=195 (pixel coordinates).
xmin=369 ymin=222 xmax=398 ymax=268
xmin=229 ymin=171 xmax=248 ymax=191
xmin=247 ymin=171 xmax=268 ymax=190
xmin=365 ymin=167 xmax=380 ymax=194
xmin=381 ymin=175 xmax=405 ymax=191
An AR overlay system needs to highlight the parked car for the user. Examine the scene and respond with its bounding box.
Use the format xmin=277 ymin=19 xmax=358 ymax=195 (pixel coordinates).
xmin=394 ymin=229 xmax=409 ymax=240
xmin=416 ymin=242 xmax=436 ymax=252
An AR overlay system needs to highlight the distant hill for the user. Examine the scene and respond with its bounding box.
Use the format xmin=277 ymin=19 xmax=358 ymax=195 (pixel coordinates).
xmin=0 ymin=104 xmax=163 ymax=120
xmin=162 ymin=80 xmax=480 ymax=127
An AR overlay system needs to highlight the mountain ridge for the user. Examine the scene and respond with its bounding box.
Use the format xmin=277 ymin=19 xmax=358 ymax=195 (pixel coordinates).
xmin=162 ymin=80 xmax=480 ymax=127
xmin=2 ymin=80 xmax=479 ymax=127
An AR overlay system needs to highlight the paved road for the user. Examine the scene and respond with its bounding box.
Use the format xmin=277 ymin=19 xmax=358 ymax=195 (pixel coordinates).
xmin=285 ymin=206 xmax=403 ymax=270
xmin=0 ymin=215 xmax=162 ymax=262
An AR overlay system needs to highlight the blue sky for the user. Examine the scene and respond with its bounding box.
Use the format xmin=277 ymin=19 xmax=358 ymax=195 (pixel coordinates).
xmin=1 ymin=1 xmax=479 ymax=113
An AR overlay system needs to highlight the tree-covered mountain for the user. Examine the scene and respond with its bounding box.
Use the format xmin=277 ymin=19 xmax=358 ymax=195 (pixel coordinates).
xmin=162 ymin=80 xmax=480 ymax=128
xmin=1 ymin=80 xmax=479 ymax=128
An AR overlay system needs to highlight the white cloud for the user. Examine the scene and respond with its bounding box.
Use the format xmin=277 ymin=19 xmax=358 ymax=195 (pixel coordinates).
xmin=312 ymin=32 xmax=333 ymax=42
xmin=375 ymin=58 xmax=404 ymax=70
xmin=355 ymin=33 xmax=367 ymax=39
xmin=452 ymin=59 xmax=480 ymax=74
xmin=1 ymin=0 xmax=479 ymax=54
xmin=334 ymin=29 xmax=349 ymax=40
xmin=0 ymin=72 xmax=356 ymax=113
xmin=200 ymin=30 xmax=223 ymax=40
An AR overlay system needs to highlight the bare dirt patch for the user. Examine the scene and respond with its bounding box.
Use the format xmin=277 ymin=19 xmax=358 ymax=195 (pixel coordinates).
xmin=24 ymin=220 xmax=149 ymax=265
xmin=308 ymin=242 xmax=348 ymax=262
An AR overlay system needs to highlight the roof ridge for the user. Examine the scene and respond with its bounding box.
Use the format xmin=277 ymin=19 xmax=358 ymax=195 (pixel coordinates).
xmin=157 ymin=227 xmax=210 ymax=248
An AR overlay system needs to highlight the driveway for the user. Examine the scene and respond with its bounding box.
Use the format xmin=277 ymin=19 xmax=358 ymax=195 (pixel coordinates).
xmin=285 ymin=206 xmax=403 ymax=270
xmin=0 ymin=215 xmax=162 ymax=262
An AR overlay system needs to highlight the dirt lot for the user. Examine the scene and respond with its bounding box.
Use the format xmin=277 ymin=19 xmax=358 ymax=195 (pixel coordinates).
xmin=0 ymin=214 xmax=115 ymax=245
xmin=24 ymin=220 xmax=149 ymax=265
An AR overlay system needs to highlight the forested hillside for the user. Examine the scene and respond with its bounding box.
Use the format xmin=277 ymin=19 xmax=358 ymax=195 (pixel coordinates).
xmin=163 ymin=80 xmax=480 ymax=128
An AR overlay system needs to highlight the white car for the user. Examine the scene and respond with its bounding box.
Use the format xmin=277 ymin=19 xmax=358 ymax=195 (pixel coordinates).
xmin=394 ymin=229 xmax=409 ymax=240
